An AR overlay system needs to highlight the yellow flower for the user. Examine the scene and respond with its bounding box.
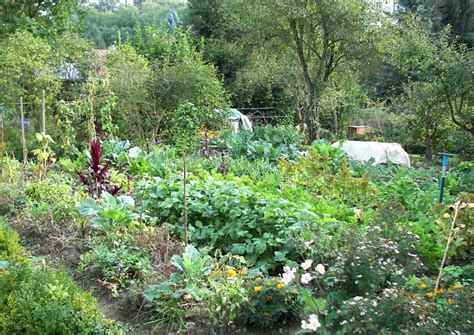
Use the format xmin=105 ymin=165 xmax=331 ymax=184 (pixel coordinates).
xmin=453 ymin=284 xmax=462 ymax=289
xmin=264 ymin=311 xmax=271 ymax=317
xmin=448 ymin=299 xmax=455 ymax=305
xmin=254 ymin=286 xmax=262 ymax=292
xmin=276 ymin=282 xmax=285 ymax=289
xmin=227 ymin=269 xmax=237 ymax=278
xmin=419 ymin=284 xmax=428 ymax=290
xmin=237 ymin=268 xmax=247 ymax=276
xmin=426 ymin=292 xmax=434 ymax=298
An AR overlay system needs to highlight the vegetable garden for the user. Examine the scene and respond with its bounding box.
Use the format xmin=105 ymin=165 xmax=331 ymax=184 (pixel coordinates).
xmin=0 ymin=1 xmax=473 ymax=334
xmin=1 ymin=126 xmax=473 ymax=333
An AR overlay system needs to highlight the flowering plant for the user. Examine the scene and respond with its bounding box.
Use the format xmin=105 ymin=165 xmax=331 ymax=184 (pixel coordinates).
xmin=244 ymin=276 xmax=301 ymax=329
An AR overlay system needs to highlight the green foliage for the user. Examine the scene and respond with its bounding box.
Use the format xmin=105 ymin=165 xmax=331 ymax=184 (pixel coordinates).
xmin=165 ymin=102 xmax=201 ymax=154
xmin=328 ymin=224 xmax=422 ymax=296
xmin=0 ymin=264 xmax=122 ymax=334
xmin=145 ymin=246 xmax=248 ymax=333
xmin=140 ymin=172 xmax=314 ymax=271
xmin=0 ymin=219 xmax=24 ymax=260
xmin=25 ymin=178 xmax=81 ymax=225
xmin=332 ymin=284 xmax=474 ymax=334
xmin=216 ymin=125 xmax=303 ymax=162
xmin=0 ymin=183 xmax=17 ymax=216
xmin=244 ymin=277 xmax=300 ymax=329
xmin=79 ymin=192 xmax=152 ymax=294
xmin=0 ymin=1 xmax=80 ymax=38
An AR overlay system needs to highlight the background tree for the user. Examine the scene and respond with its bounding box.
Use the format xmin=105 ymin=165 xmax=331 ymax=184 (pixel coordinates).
xmin=223 ymin=0 xmax=379 ymax=140
xmin=106 ymin=44 xmax=152 ymax=140
xmin=0 ymin=0 xmax=81 ymax=38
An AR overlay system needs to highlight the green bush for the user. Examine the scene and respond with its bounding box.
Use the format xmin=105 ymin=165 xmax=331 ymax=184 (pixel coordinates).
xmin=0 ymin=219 xmax=24 ymax=260
xmin=25 ymin=178 xmax=82 ymax=224
xmin=331 ymin=285 xmax=474 ymax=334
xmin=0 ymin=264 xmax=122 ymax=334
xmin=0 ymin=183 xmax=16 ymax=215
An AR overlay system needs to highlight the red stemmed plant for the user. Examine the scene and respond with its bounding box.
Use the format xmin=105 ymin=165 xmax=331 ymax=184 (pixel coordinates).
xmin=77 ymin=138 xmax=121 ymax=198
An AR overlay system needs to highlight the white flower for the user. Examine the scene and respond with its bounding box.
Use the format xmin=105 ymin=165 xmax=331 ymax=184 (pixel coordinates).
xmin=353 ymin=296 xmax=363 ymax=301
xmin=282 ymin=266 xmax=296 ymax=285
xmin=301 ymin=273 xmax=312 ymax=285
xmin=301 ymin=259 xmax=313 ymax=270
xmin=301 ymin=314 xmax=321 ymax=331
xmin=315 ymin=264 xmax=326 ymax=275
xmin=304 ymin=240 xmax=314 ymax=249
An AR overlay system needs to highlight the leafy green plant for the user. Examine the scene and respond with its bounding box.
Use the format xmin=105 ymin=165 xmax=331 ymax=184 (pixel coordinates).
xmin=25 ymin=178 xmax=82 ymax=225
xmin=244 ymin=276 xmax=300 ymax=329
xmin=216 ymin=125 xmax=303 ymax=162
xmin=145 ymin=246 xmax=248 ymax=333
xmin=0 ymin=264 xmax=122 ymax=334
xmin=79 ymin=192 xmax=152 ymax=294
xmin=0 ymin=219 xmax=24 ymax=260
xmin=31 ymin=132 xmax=56 ymax=180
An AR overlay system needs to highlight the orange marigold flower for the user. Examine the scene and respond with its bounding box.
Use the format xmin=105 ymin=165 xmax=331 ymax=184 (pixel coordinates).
xmin=264 ymin=312 xmax=271 ymax=317
xmin=254 ymin=286 xmax=262 ymax=292
xmin=276 ymin=282 xmax=285 ymax=289
xmin=419 ymin=284 xmax=428 ymax=290
xmin=448 ymin=299 xmax=455 ymax=305
xmin=435 ymin=289 xmax=443 ymax=295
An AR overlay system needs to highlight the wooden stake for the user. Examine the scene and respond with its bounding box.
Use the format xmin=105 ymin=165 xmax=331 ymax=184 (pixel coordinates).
xmin=183 ymin=154 xmax=188 ymax=246
xmin=20 ymin=97 xmax=27 ymax=166
xmin=41 ymin=90 xmax=46 ymax=133
xmin=0 ymin=113 xmax=4 ymax=151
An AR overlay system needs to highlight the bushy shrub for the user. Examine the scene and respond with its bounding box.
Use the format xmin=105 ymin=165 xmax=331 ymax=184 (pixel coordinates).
xmin=216 ymin=125 xmax=303 ymax=162
xmin=0 ymin=264 xmax=122 ymax=334
xmin=331 ymin=285 xmax=474 ymax=334
xmin=0 ymin=219 xmax=24 ymax=260
xmin=328 ymin=224 xmax=422 ymax=296
xmin=244 ymin=276 xmax=300 ymax=329
xmin=25 ymin=179 xmax=81 ymax=224
xmin=0 ymin=183 xmax=16 ymax=215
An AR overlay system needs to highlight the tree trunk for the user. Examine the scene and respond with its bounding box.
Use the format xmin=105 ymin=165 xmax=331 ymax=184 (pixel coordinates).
xmin=425 ymin=136 xmax=433 ymax=160
xmin=305 ymin=89 xmax=321 ymax=142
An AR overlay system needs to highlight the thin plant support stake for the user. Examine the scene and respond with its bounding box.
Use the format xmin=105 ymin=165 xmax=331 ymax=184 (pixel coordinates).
xmin=20 ymin=97 xmax=27 ymax=166
xmin=434 ymin=201 xmax=466 ymax=293
xmin=41 ymin=89 xmax=46 ymax=133
xmin=183 ymin=153 xmax=188 ymax=246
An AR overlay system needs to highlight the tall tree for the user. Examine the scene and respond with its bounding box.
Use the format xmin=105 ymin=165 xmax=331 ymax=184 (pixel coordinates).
xmin=226 ymin=0 xmax=378 ymax=140
xmin=0 ymin=1 xmax=81 ymax=38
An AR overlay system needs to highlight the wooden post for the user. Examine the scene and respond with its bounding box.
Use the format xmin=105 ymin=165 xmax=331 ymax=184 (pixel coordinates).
xmin=0 ymin=113 xmax=4 ymax=151
xmin=183 ymin=154 xmax=188 ymax=246
xmin=20 ymin=97 xmax=27 ymax=166
xmin=41 ymin=90 xmax=46 ymax=133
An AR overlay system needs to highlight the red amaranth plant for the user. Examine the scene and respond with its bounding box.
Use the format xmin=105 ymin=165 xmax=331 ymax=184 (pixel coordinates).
xmin=76 ymin=138 xmax=121 ymax=198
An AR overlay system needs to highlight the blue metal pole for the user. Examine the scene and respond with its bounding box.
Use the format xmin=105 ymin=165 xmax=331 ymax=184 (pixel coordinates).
xmin=438 ymin=152 xmax=453 ymax=203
